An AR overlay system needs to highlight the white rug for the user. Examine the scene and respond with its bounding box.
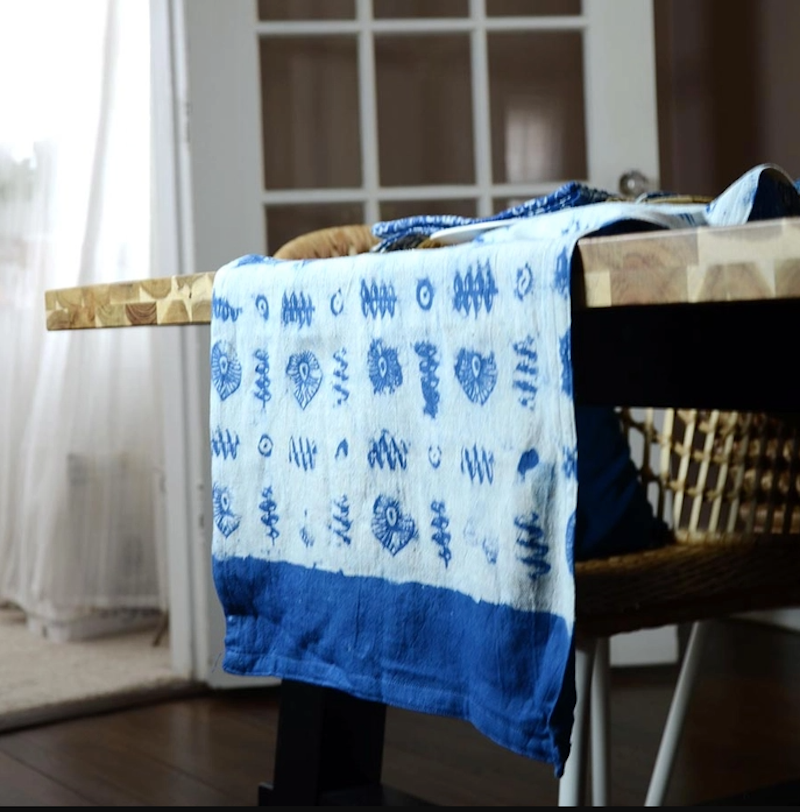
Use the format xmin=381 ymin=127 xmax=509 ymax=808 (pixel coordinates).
xmin=0 ymin=605 xmax=200 ymax=732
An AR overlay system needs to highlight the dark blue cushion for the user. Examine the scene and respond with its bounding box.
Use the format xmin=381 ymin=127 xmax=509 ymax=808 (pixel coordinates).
xmin=573 ymin=406 xmax=668 ymax=562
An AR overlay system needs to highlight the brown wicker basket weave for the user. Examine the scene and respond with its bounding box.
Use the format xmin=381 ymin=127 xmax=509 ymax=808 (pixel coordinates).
xmin=274 ymin=225 xmax=800 ymax=639
xmin=274 ymin=224 xmax=378 ymax=259
xmin=577 ymin=409 xmax=800 ymax=636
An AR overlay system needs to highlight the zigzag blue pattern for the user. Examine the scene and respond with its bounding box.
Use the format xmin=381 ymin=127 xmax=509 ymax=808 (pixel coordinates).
xmin=514 ymin=511 xmax=550 ymax=579
xmin=331 ymin=495 xmax=352 ymax=545
xmin=430 ymin=500 xmax=452 ymax=567
xmin=210 ymin=427 xmax=240 ymax=459
xmin=453 ymin=260 xmax=498 ymax=316
xmin=367 ymin=430 xmax=409 ymax=470
xmin=360 ymin=279 xmax=397 ymax=318
xmin=281 ymin=291 xmax=315 ymax=327
xmin=460 ymin=445 xmax=495 ymax=484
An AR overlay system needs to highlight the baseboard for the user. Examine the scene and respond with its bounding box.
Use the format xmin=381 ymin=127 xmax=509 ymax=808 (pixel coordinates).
xmin=0 ymin=680 xmax=205 ymax=735
xmin=610 ymin=625 xmax=679 ymax=667
xmin=735 ymin=608 xmax=800 ymax=634
xmin=26 ymin=608 xmax=164 ymax=643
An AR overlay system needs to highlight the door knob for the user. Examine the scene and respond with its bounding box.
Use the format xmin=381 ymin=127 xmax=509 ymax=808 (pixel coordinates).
xmin=618 ymin=169 xmax=653 ymax=198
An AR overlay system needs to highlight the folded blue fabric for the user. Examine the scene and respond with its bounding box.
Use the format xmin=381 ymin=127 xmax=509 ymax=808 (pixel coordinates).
xmin=573 ymin=406 xmax=667 ymax=562
xmin=371 ymin=181 xmax=613 ymax=252
xmin=209 ymin=162 xmax=800 ymax=780
xmin=371 ymin=163 xmax=800 ymax=252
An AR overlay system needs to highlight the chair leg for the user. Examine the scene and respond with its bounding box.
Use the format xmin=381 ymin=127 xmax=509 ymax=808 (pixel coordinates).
xmin=559 ymin=636 xmax=597 ymax=806
xmin=644 ymin=620 xmax=711 ymax=806
xmin=591 ymin=637 xmax=611 ymax=806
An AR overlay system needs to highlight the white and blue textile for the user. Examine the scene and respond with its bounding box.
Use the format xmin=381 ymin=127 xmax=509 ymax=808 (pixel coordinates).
xmin=371 ymin=162 xmax=800 ymax=251
xmin=371 ymin=180 xmax=613 ymax=251
xmin=209 ymin=163 xmax=800 ymax=777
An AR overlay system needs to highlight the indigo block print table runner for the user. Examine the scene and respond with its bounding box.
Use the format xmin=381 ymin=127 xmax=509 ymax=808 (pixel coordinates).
xmin=210 ymin=236 xmax=579 ymax=773
xmin=209 ymin=163 xmax=800 ymax=777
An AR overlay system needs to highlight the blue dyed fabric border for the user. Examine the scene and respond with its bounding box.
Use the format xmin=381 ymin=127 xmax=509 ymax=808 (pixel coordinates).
xmin=215 ymin=557 xmax=575 ymax=768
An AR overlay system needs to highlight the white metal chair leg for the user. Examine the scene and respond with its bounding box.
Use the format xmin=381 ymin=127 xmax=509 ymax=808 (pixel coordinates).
xmin=590 ymin=637 xmax=611 ymax=806
xmin=559 ymin=637 xmax=597 ymax=806
xmin=644 ymin=620 xmax=711 ymax=806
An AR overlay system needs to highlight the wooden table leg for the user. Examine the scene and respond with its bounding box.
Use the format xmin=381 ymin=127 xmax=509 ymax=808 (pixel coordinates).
xmin=258 ymin=680 xmax=431 ymax=806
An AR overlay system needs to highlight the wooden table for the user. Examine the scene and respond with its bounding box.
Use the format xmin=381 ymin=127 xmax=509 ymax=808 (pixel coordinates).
xmin=43 ymin=216 xmax=800 ymax=805
xmin=46 ymin=216 xmax=800 ymax=412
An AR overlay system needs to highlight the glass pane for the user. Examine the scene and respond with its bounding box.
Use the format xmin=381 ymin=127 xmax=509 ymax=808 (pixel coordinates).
xmin=380 ymin=198 xmax=478 ymax=221
xmin=260 ymin=37 xmax=361 ymax=189
xmin=488 ymin=32 xmax=586 ymax=184
xmin=374 ymin=0 xmax=468 ymax=18
xmin=266 ymin=202 xmax=365 ymax=255
xmin=375 ymin=36 xmax=474 ymax=186
xmin=258 ymin=0 xmax=355 ymax=20
xmin=487 ymin=0 xmax=581 ymax=15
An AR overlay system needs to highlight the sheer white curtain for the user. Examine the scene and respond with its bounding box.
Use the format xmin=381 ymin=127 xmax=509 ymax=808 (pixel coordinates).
xmin=0 ymin=0 xmax=167 ymax=636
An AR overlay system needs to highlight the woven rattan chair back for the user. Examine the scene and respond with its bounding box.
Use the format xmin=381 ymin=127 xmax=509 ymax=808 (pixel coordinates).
xmin=576 ymin=411 xmax=800 ymax=637
xmin=621 ymin=408 xmax=800 ymax=542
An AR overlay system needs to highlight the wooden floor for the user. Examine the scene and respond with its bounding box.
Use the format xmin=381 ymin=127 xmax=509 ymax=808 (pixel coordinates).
xmin=2 ymin=617 xmax=800 ymax=806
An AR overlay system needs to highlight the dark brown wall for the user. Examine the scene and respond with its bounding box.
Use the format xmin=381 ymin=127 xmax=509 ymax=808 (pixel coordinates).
xmin=655 ymin=0 xmax=800 ymax=197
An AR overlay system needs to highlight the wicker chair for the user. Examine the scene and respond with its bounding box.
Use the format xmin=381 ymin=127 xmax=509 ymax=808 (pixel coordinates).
xmin=273 ymin=224 xmax=800 ymax=806
xmin=568 ymin=408 xmax=800 ymax=806
xmin=274 ymin=223 xmax=379 ymax=259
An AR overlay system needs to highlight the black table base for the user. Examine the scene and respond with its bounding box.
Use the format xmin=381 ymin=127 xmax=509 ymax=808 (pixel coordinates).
xmin=258 ymin=680 xmax=430 ymax=806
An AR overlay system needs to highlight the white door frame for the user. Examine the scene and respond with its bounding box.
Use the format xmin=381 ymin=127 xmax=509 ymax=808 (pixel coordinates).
xmin=154 ymin=0 xmax=274 ymax=685
xmin=151 ymin=0 xmax=195 ymax=679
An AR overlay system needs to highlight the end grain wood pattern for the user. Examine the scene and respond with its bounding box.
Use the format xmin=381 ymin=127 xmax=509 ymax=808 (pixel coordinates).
xmin=44 ymin=218 xmax=800 ymax=330
xmin=45 ymin=272 xmax=215 ymax=331
xmin=577 ymin=216 xmax=800 ymax=307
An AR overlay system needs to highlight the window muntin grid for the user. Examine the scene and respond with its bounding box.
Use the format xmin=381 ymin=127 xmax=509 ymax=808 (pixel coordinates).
xmin=256 ymin=0 xmax=589 ymax=249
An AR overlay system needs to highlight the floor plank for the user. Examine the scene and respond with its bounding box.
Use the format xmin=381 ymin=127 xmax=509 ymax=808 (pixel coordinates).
xmin=0 ymin=748 xmax=91 ymax=806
